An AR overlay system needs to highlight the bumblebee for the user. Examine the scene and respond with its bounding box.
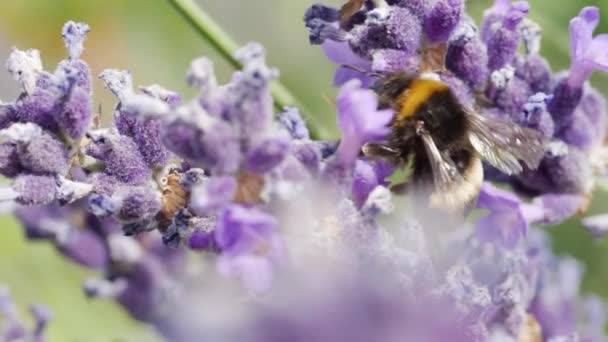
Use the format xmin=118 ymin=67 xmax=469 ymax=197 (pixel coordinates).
xmin=362 ymin=72 xmax=546 ymax=214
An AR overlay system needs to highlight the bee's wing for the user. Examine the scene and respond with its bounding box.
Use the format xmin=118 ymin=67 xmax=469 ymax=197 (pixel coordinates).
xmin=466 ymin=111 xmax=545 ymax=175
xmin=418 ymin=129 xmax=464 ymax=191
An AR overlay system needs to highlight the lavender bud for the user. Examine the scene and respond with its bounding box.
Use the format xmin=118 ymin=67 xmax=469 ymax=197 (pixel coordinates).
xmin=425 ymin=0 xmax=464 ymax=44
xmin=57 ymin=85 xmax=92 ymax=139
xmin=62 ymin=21 xmax=90 ymax=60
xmin=12 ymin=174 xmax=57 ymax=205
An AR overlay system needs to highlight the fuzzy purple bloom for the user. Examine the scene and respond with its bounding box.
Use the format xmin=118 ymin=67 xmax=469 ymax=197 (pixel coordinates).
xmin=12 ymin=174 xmax=57 ymax=205
xmin=190 ymin=176 xmax=237 ymax=215
xmin=277 ymin=107 xmax=309 ymax=140
xmin=246 ymin=137 xmax=290 ymax=174
xmin=567 ymin=7 xmax=608 ymax=88
xmin=476 ymin=183 xmax=535 ymax=249
xmin=115 ymin=187 xmax=161 ymax=223
xmin=446 ymin=23 xmax=489 ymax=90
xmin=425 ymin=0 xmax=464 ymax=44
xmin=215 ymin=205 xmax=282 ymax=292
xmin=57 ymin=86 xmax=91 ymax=139
xmin=486 ymin=2 xmax=530 ymax=71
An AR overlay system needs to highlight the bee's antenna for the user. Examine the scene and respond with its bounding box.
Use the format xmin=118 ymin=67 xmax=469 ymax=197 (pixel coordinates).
xmin=340 ymin=64 xmax=384 ymax=78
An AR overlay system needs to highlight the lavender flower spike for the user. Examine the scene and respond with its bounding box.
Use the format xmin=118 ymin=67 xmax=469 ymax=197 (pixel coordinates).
xmin=62 ymin=21 xmax=90 ymax=60
xmin=335 ymin=80 xmax=394 ymax=165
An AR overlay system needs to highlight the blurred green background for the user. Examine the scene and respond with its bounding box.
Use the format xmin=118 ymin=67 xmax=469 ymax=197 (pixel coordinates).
xmin=0 ymin=0 xmax=608 ymax=340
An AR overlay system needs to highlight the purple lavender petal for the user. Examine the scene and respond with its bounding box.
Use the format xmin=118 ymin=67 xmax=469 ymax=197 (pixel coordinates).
xmin=246 ymin=137 xmax=290 ymax=174
xmin=476 ymin=183 xmax=529 ymax=249
xmin=567 ymin=7 xmax=608 ymax=88
xmin=335 ymin=80 xmax=394 ymax=165
xmin=190 ymin=176 xmax=237 ymax=215
xmin=215 ymin=205 xmax=278 ymax=255
xmin=322 ymin=41 xmax=375 ymax=87
xmin=534 ymin=193 xmax=586 ymax=225
xmin=217 ymin=254 xmax=275 ymax=293
xmin=352 ymin=159 xmax=392 ymax=208
xmin=277 ymin=108 xmax=309 ymax=140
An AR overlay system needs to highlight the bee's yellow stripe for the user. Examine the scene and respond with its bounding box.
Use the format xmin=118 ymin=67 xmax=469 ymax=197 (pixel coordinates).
xmin=397 ymin=79 xmax=449 ymax=121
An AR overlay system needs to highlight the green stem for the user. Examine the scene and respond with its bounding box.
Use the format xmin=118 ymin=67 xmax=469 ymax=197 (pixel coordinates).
xmin=168 ymin=0 xmax=327 ymax=139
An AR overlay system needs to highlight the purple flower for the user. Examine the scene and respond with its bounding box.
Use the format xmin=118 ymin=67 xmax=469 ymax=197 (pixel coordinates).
xmin=350 ymin=7 xmax=423 ymax=61
xmin=548 ymin=7 xmax=608 ymax=125
xmin=190 ymin=176 xmax=237 ymax=215
xmin=85 ymin=131 xmax=152 ymax=184
xmin=11 ymin=174 xmax=57 ymax=205
xmin=476 ymin=183 xmax=542 ymax=249
xmin=425 ymin=0 xmax=464 ymax=44
xmin=215 ymin=205 xmax=282 ymax=292
xmin=517 ymin=92 xmax=555 ymax=139
xmin=277 ymin=107 xmax=309 ymax=140
xmin=113 ymin=186 xmax=162 ymax=223
xmin=246 ymin=137 xmax=290 ymax=174
xmin=322 ymin=41 xmax=375 ymax=87
xmin=352 ymin=159 xmax=391 ymax=208
xmin=531 ymin=257 xmax=583 ymax=339
xmin=0 ymin=144 xmax=20 ymax=177
xmin=446 ymin=22 xmax=489 ymax=90
xmin=486 ymin=2 xmax=530 ymax=71
xmin=515 ymin=54 xmax=554 ymax=94
xmin=13 ymin=129 xmax=70 ymax=176
xmin=56 ymin=82 xmax=92 ymax=140
xmin=335 ymin=80 xmax=394 ymax=165
xmin=567 ymin=7 xmax=608 ymax=88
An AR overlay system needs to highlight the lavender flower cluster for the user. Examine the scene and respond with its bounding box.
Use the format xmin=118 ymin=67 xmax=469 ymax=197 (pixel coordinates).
xmin=0 ymin=0 xmax=608 ymax=340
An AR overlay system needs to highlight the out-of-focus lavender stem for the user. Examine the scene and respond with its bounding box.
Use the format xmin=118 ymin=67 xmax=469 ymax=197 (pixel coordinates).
xmin=167 ymin=0 xmax=327 ymax=139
